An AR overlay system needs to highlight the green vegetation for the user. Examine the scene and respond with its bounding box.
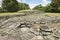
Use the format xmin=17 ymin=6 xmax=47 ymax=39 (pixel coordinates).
xmin=43 ymin=13 xmax=60 ymax=16
xmin=33 ymin=4 xmax=45 ymax=11
xmin=0 ymin=12 xmax=25 ymax=17
xmin=0 ymin=10 xmax=33 ymax=16
xmin=19 ymin=3 xmax=30 ymax=10
xmin=0 ymin=10 xmax=60 ymax=17
xmin=50 ymin=0 xmax=60 ymax=12
xmin=2 ymin=0 xmax=19 ymax=12
xmin=0 ymin=0 xmax=30 ymax=12
xmin=0 ymin=0 xmax=60 ymax=13
xmin=18 ymin=10 xmax=35 ymax=13
xmin=33 ymin=0 xmax=60 ymax=13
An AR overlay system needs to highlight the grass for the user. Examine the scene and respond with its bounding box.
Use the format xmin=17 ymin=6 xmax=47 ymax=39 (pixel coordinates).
xmin=0 ymin=10 xmax=34 ymax=17
xmin=43 ymin=13 xmax=60 ymax=16
xmin=0 ymin=10 xmax=60 ymax=17
xmin=18 ymin=10 xmax=35 ymax=13
xmin=0 ymin=12 xmax=25 ymax=17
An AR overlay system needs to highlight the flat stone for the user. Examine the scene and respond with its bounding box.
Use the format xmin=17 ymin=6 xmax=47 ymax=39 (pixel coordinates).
xmin=40 ymin=26 xmax=52 ymax=32
xmin=47 ymin=35 xmax=54 ymax=40
xmin=30 ymin=36 xmax=43 ymax=40
xmin=20 ymin=25 xmax=26 ymax=28
xmin=30 ymin=28 xmax=40 ymax=35
xmin=27 ymin=24 xmax=32 ymax=28
xmin=20 ymin=27 xmax=30 ymax=33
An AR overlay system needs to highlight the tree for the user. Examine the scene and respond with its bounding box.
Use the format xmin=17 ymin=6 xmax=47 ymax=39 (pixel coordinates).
xmin=19 ymin=3 xmax=30 ymax=10
xmin=2 ymin=0 xmax=19 ymax=12
xmin=33 ymin=4 xmax=45 ymax=11
xmin=0 ymin=7 xmax=4 ymax=13
xmin=50 ymin=0 xmax=60 ymax=12
xmin=44 ymin=4 xmax=52 ymax=12
xmin=58 ymin=7 xmax=60 ymax=12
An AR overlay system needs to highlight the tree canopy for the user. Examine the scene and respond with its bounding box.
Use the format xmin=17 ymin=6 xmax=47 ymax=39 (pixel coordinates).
xmin=33 ymin=4 xmax=45 ymax=11
xmin=1 ymin=0 xmax=60 ymax=13
xmin=50 ymin=0 xmax=60 ymax=12
xmin=19 ymin=3 xmax=30 ymax=10
xmin=33 ymin=0 xmax=60 ymax=13
xmin=2 ymin=0 xmax=19 ymax=12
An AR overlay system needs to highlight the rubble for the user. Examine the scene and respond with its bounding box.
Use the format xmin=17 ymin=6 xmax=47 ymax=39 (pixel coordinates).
xmin=0 ymin=11 xmax=60 ymax=40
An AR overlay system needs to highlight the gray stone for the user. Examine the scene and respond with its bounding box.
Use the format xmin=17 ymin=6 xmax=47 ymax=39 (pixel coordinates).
xmin=30 ymin=36 xmax=43 ymax=40
xmin=40 ymin=26 xmax=52 ymax=32
xmin=27 ymin=24 xmax=32 ymax=28
xmin=47 ymin=35 xmax=54 ymax=40
xmin=20 ymin=27 xmax=30 ymax=33
xmin=20 ymin=25 xmax=26 ymax=28
xmin=30 ymin=28 xmax=40 ymax=36
xmin=19 ymin=29 xmax=35 ymax=40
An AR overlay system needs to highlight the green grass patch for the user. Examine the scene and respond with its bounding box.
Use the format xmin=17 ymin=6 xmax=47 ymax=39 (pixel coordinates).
xmin=0 ymin=12 xmax=25 ymax=17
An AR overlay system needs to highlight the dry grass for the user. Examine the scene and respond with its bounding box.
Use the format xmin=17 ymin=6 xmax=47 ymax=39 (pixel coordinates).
xmin=43 ymin=13 xmax=60 ymax=16
xmin=0 ymin=12 xmax=25 ymax=17
xmin=0 ymin=10 xmax=60 ymax=17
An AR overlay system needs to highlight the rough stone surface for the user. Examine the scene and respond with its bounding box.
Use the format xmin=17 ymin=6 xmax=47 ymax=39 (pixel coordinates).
xmin=0 ymin=11 xmax=60 ymax=40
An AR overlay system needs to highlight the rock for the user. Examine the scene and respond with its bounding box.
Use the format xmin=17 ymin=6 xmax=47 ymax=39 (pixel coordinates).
xmin=40 ymin=26 xmax=53 ymax=36
xmin=40 ymin=21 xmax=45 ymax=24
xmin=52 ymin=20 xmax=57 ymax=23
xmin=53 ymin=31 xmax=60 ymax=39
xmin=20 ymin=22 xmax=26 ymax=25
xmin=50 ymin=29 xmax=60 ymax=40
xmin=27 ymin=24 xmax=32 ymax=28
xmin=40 ymin=26 xmax=52 ymax=32
xmin=0 ymin=11 xmax=60 ymax=40
xmin=30 ymin=28 xmax=40 ymax=36
xmin=47 ymin=35 xmax=54 ymax=40
xmin=18 ymin=22 xmax=26 ymax=28
xmin=19 ymin=29 xmax=35 ymax=40
xmin=36 ymin=36 xmax=43 ymax=40
xmin=35 ymin=21 xmax=40 ymax=24
xmin=20 ymin=25 xmax=26 ymax=28
xmin=25 ymin=22 xmax=32 ymax=28
xmin=34 ymin=10 xmax=41 ymax=14
xmin=57 ymin=19 xmax=60 ymax=23
xmin=30 ymin=36 xmax=43 ymax=40
xmin=20 ymin=27 xmax=30 ymax=33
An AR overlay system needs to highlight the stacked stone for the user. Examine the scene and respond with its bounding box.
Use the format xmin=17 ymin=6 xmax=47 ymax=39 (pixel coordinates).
xmin=40 ymin=26 xmax=52 ymax=35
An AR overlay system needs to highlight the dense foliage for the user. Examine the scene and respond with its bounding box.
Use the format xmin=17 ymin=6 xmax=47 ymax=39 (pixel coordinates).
xmin=19 ymin=3 xmax=30 ymax=10
xmin=1 ymin=0 xmax=30 ymax=12
xmin=33 ymin=0 xmax=60 ymax=13
xmin=0 ymin=0 xmax=60 ymax=13
xmin=33 ymin=4 xmax=44 ymax=11
xmin=2 ymin=0 xmax=19 ymax=12
xmin=0 ymin=7 xmax=4 ymax=13
xmin=50 ymin=0 xmax=60 ymax=12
